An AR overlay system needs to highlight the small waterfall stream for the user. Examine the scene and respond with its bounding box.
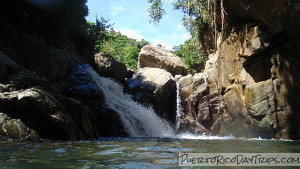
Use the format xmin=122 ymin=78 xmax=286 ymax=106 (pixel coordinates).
xmin=175 ymin=81 xmax=184 ymax=131
xmin=85 ymin=65 xmax=175 ymax=137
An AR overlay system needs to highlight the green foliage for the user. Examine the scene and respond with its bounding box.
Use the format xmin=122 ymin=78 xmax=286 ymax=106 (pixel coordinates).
xmin=86 ymin=17 xmax=112 ymax=51
xmin=96 ymin=30 xmax=149 ymax=70
xmin=148 ymin=0 xmax=215 ymax=34
xmin=147 ymin=0 xmax=166 ymax=24
xmin=123 ymin=45 xmax=140 ymax=69
xmin=173 ymin=38 xmax=205 ymax=73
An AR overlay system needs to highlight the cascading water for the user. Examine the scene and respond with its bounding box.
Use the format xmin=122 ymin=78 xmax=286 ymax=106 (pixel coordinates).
xmin=85 ymin=65 xmax=175 ymax=137
xmin=85 ymin=65 xmax=234 ymax=139
xmin=175 ymin=81 xmax=184 ymax=132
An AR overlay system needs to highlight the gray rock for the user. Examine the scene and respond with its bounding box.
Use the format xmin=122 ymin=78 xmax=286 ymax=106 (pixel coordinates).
xmin=139 ymin=44 xmax=187 ymax=76
xmin=94 ymin=53 xmax=127 ymax=80
xmin=0 ymin=113 xmax=40 ymax=141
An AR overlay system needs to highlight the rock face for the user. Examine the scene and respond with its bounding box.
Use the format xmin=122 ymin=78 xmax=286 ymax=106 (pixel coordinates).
xmin=94 ymin=53 xmax=128 ymax=81
xmin=177 ymin=71 xmax=221 ymax=135
xmin=0 ymin=0 xmax=129 ymax=141
xmin=177 ymin=0 xmax=300 ymax=139
xmin=0 ymin=52 xmax=99 ymax=140
xmin=139 ymin=44 xmax=188 ymax=76
xmin=176 ymin=0 xmax=300 ymax=139
xmin=223 ymin=0 xmax=300 ymax=36
xmin=0 ymin=50 xmax=128 ymax=141
xmin=127 ymin=67 xmax=176 ymax=124
xmin=214 ymin=21 xmax=300 ymax=139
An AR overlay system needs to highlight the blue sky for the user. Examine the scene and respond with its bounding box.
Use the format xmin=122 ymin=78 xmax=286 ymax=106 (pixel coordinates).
xmin=86 ymin=0 xmax=190 ymax=50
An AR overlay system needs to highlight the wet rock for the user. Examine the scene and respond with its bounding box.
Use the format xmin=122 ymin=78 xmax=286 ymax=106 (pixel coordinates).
xmin=177 ymin=113 xmax=209 ymax=135
xmin=94 ymin=53 xmax=127 ymax=80
xmin=187 ymin=83 xmax=210 ymax=122
xmin=0 ymin=113 xmax=40 ymax=141
xmin=179 ymin=72 xmax=221 ymax=132
xmin=0 ymin=52 xmax=99 ymax=140
xmin=95 ymin=108 xmax=127 ymax=137
xmin=139 ymin=44 xmax=187 ymax=76
xmin=63 ymin=64 xmax=102 ymax=101
xmin=0 ymin=88 xmax=98 ymax=140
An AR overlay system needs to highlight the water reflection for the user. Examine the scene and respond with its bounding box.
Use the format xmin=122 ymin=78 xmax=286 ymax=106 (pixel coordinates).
xmin=0 ymin=138 xmax=299 ymax=168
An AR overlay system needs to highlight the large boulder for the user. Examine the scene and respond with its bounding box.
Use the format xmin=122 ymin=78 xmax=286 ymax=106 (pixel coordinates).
xmin=94 ymin=53 xmax=127 ymax=81
xmin=0 ymin=86 xmax=98 ymax=140
xmin=127 ymin=67 xmax=176 ymax=123
xmin=138 ymin=44 xmax=188 ymax=76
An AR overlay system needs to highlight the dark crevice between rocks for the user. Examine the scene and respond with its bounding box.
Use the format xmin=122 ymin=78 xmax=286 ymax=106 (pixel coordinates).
xmin=281 ymin=30 xmax=300 ymax=139
xmin=242 ymin=31 xmax=290 ymax=83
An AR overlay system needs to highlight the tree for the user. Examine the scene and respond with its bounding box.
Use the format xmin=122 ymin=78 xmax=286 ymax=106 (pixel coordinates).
xmin=87 ymin=17 xmax=112 ymax=51
xmin=173 ymin=38 xmax=205 ymax=73
xmin=148 ymin=0 xmax=166 ymax=24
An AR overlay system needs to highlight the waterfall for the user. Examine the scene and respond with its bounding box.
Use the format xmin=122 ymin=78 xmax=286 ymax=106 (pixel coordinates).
xmin=85 ymin=65 xmax=175 ymax=137
xmin=175 ymin=81 xmax=184 ymax=131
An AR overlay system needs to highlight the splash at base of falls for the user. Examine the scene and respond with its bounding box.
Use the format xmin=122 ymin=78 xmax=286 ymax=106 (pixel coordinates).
xmin=176 ymin=133 xmax=235 ymax=140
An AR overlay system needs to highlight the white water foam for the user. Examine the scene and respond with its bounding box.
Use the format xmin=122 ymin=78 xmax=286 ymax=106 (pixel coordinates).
xmin=86 ymin=66 xmax=175 ymax=137
xmin=176 ymin=133 xmax=235 ymax=140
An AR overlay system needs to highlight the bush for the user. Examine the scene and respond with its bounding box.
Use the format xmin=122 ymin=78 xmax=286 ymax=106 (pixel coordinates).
xmin=173 ymin=38 xmax=205 ymax=73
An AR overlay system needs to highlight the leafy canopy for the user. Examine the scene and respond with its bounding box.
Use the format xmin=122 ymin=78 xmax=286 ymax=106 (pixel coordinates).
xmin=148 ymin=0 xmax=166 ymax=24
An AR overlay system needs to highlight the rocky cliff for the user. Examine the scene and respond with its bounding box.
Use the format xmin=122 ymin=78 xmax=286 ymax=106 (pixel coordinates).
xmin=0 ymin=0 xmax=127 ymax=141
xmin=178 ymin=0 xmax=300 ymax=139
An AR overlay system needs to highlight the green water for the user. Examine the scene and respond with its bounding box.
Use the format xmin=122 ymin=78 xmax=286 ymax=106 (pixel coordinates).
xmin=0 ymin=137 xmax=299 ymax=169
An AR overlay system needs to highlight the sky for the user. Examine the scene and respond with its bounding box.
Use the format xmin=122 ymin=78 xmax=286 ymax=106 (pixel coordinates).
xmin=86 ymin=0 xmax=190 ymax=50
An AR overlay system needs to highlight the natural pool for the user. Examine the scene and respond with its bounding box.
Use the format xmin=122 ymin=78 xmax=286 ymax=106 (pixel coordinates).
xmin=0 ymin=137 xmax=300 ymax=169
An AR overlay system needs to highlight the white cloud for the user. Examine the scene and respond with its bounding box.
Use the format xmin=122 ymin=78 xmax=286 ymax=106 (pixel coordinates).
xmin=111 ymin=5 xmax=124 ymax=15
xmin=119 ymin=30 xmax=145 ymax=41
